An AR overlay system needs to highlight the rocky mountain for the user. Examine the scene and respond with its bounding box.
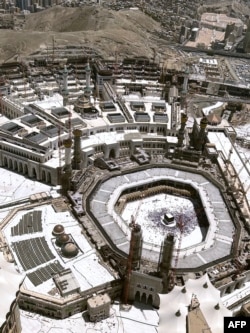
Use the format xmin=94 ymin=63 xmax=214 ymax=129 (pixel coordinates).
xmin=0 ymin=6 xmax=174 ymax=62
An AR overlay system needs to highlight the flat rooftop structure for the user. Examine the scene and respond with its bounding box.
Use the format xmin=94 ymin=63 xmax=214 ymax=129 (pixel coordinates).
xmin=20 ymin=301 xmax=159 ymax=333
xmin=0 ymin=121 xmax=23 ymax=134
xmin=101 ymin=101 xmax=116 ymax=112
xmin=201 ymin=13 xmax=244 ymax=30
xmin=185 ymin=27 xmax=225 ymax=48
xmin=0 ymin=90 xmax=175 ymax=176
xmin=130 ymin=101 xmax=145 ymax=111
xmin=24 ymin=131 xmax=48 ymax=144
xmin=66 ymin=116 xmax=87 ymax=128
xmin=0 ymin=169 xmax=60 ymax=328
xmin=134 ymin=112 xmax=150 ymax=122
xmin=0 ymin=168 xmax=57 ymax=220
xmin=41 ymin=124 xmax=58 ymax=138
xmin=12 ymin=236 xmax=56 ymax=271
xmin=11 ymin=210 xmax=42 ymax=236
xmin=107 ymin=113 xmax=126 ymax=123
xmin=1 ymin=203 xmax=115 ymax=298
xmin=81 ymin=130 xmax=129 ymax=147
xmin=199 ymin=58 xmax=218 ymax=67
xmin=51 ymin=107 xmax=70 ymax=118
xmin=21 ymin=114 xmax=44 ymax=127
xmin=87 ymin=293 xmax=111 ymax=308
xmin=153 ymin=113 xmax=168 ymax=123
xmin=123 ymin=94 xmax=171 ymax=128
xmin=53 ymin=268 xmax=80 ymax=296
xmin=152 ymin=102 xmax=166 ymax=111
xmin=89 ymin=167 xmax=235 ymax=269
xmin=32 ymin=93 xmax=64 ymax=110
xmin=27 ymin=261 xmax=64 ymax=287
xmin=207 ymin=131 xmax=250 ymax=203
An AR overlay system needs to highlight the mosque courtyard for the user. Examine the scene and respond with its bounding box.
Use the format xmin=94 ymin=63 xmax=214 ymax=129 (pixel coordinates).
xmin=121 ymin=193 xmax=206 ymax=250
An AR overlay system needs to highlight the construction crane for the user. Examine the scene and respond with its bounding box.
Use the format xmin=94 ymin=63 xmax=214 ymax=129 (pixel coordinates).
xmin=58 ymin=126 xmax=62 ymax=173
xmin=52 ymin=35 xmax=55 ymax=65
xmin=68 ymin=111 xmax=72 ymax=140
xmin=19 ymin=59 xmax=28 ymax=100
xmin=174 ymin=214 xmax=185 ymax=271
xmin=129 ymin=193 xmax=144 ymax=228
xmin=168 ymin=213 xmax=185 ymax=290
xmin=168 ymin=202 xmax=207 ymax=290
xmin=111 ymin=46 xmax=121 ymax=80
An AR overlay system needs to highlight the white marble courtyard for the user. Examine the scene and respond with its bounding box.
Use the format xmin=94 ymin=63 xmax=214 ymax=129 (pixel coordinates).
xmin=121 ymin=193 xmax=206 ymax=249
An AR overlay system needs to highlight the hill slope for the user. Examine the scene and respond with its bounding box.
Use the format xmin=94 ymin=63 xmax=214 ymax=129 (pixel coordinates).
xmin=23 ymin=6 xmax=160 ymax=34
xmin=0 ymin=6 xmax=176 ymax=62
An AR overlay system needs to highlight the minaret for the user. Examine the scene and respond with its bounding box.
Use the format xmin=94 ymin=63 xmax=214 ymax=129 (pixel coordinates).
xmin=84 ymin=61 xmax=91 ymax=99
xmin=122 ymin=223 xmax=143 ymax=304
xmin=195 ymin=117 xmax=208 ymax=151
xmin=60 ymin=138 xmax=72 ymax=195
xmin=130 ymin=224 xmax=143 ymax=270
xmin=62 ymin=65 xmax=69 ymax=106
xmin=159 ymin=233 xmax=175 ymax=293
xmin=179 ymin=64 xmax=189 ymax=108
xmin=63 ymin=138 xmax=72 ymax=173
xmin=72 ymin=129 xmax=82 ymax=170
xmin=182 ymin=66 xmax=189 ymax=94
xmin=177 ymin=112 xmax=188 ymax=147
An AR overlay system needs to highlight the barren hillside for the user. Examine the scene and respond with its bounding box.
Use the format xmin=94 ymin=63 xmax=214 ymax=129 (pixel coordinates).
xmin=23 ymin=6 xmax=159 ymax=34
xmin=0 ymin=6 xmax=176 ymax=63
xmin=1 ymin=3 xmax=248 ymax=63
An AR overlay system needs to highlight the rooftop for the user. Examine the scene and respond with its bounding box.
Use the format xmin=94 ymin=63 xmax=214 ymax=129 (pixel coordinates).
xmin=207 ymin=131 xmax=250 ymax=203
xmin=53 ymin=269 xmax=80 ymax=296
xmin=87 ymin=293 xmax=111 ymax=308
xmin=20 ymin=301 xmax=159 ymax=333
xmin=201 ymin=13 xmax=244 ymax=29
xmin=158 ymin=274 xmax=232 ymax=333
xmin=2 ymin=203 xmax=115 ymax=297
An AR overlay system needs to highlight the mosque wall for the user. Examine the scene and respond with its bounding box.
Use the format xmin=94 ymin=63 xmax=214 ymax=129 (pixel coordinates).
xmin=128 ymin=271 xmax=162 ymax=307
xmin=18 ymin=280 xmax=122 ymax=319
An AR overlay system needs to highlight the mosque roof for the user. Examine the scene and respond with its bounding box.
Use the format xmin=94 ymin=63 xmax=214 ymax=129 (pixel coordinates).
xmin=158 ymin=274 xmax=232 ymax=333
xmin=52 ymin=224 xmax=64 ymax=235
xmin=62 ymin=242 xmax=79 ymax=257
xmin=207 ymin=113 xmax=222 ymax=125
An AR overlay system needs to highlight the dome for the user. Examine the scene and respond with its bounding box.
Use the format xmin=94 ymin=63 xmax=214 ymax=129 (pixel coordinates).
xmin=61 ymin=242 xmax=79 ymax=258
xmin=74 ymin=95 xmax=98 ymax=119
xmin=180 ymin=113 xmax=188 ymax=123
xmin=74 ymin=94 xmax=92 ymax=112
xmin=59 ymin=233 xmax=70 ymax=243
xmin=56 ymin=233 xmax=70 ymax=247
xmin=206 ymin=113 xmax=222 ymax=125
xmin=200 ymin=117 xmax=208 ymax=128
xmin=63 ymin=138 xmax=72 ymax=148
xmin=52 ymin=224 xmax=65 ymax=236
